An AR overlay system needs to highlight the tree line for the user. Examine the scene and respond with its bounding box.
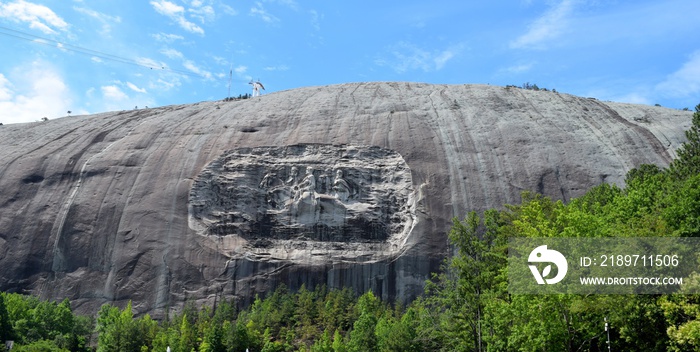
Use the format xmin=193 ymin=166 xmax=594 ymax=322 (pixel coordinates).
xmin=1 ymin=104 xmax=699 ymax=351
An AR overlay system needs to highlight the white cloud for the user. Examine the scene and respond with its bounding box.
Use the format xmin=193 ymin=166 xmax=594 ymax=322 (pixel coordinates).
xmin=183 ymin=60 xmax=213 ymax=79
xmin=266 ymin=0 xmax=298 ymax=11
xmin=510 ymin=0 xmax=576 ymax=49
xmin=250 ymin=2 xmax=279 ymax=23
xmin=151 ymin=32 xmax=184 ymax=43
xmin=0 ymin=62 xmax=73 ymax=124
xmin=55 ymin=42 xmax=67 ymax=52
xmin=0 ymin=75 xmax=13 ymax=101
xmin=221 ymin=4 xmax=238 ymax=16
xmin=264 ymin=65 xmax=289 ymax=71
xmin=161 ymin=48 xmax=184 ymax=59
xmin=580 ymin=82 xmax=654 ymax=106
xmin=151 ymin=77 xmax=181 ymax=91
xmin=91 ymin=56 xmax=103 ymax=63
xmin=434 ymin=50 xmax=455 ymax=71
xmin=212 ymin=56 xmax=227 ymax=65
xmin=150 ymin=0 xmax=204 ymax=34
xmin=612 ymin=92 xmax=651 ymax=105
xmin=500 ymin=63 xmax=535 ymax=75
xmin=309 ymin=9 xmax=321 ymax=31
xmin=176 ymin=16 xmax=204 ymax=34
xmin=73 ymin=6 xmax=121 ymax=35
xmin=136 ymin=57 xmax=168 ymax=70
xmin=151 ymin=0 xmax=183 ymax=17
xmin=101 ymin=85 xmax=128 ymax=101
xmin=0 ymin=0 xmax=68 ymax=34
xmin=189 ymin=5 xmax=215 ymax=24
xmin=99 ymin=84 xmax=156 ymax=111
xmin=234 ymin=65 xmax=248 ymax=74
xmin=656 ymin=50 xmax=700 ymax=98
xmin=376 ymin=42 xmax=462 ymax=73
xmin=127 ymin=82 xmax=147 ymax=94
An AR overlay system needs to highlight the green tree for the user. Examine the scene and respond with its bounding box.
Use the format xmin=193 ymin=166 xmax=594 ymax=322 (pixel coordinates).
xmin=346 ymin=292 xmax=381 ymax=352
xmin=661 ymin=174 xmax=700 ymax=237
xmin=318 ymin=288 xmax=355 ymax=334
xmin=200 ymin=317 xmax=226 ymax=352
xmin=669 ymin=104 xmax=700 ymax=179
xmin=374 ymin=307 xmax=421 ymax=352
xmin=95 ymin=304 xmax=121 ymax=352
xmin=419 ymin=210 xmax=506 ymax=351
xmin=96 ymin=301 xmax=153 ymax=352
xmin=660 ymin=294 xmax=700 ymax=351
xmin=309 ymin=329 xmax=333 ymax=352
xmin=625 ymin=164 xmax=663 ymax=186
xmin=331 ymin=329 xmax=346 ymax=352
xmin=0 ymin=293 xmax=13 ymax=343
xmin=11 ymin=339 xmax=69 ymax=352
xmin=178 ymin=313 xmax=196 ymax=352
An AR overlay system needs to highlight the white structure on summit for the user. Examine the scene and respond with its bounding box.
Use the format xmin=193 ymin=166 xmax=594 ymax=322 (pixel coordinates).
xmin=249 ymin=79 xmax=265 ymax=97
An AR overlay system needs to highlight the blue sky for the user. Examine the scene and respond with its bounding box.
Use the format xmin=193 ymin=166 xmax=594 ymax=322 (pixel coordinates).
xmin=1 ymin=0 xmax=699 ymax=124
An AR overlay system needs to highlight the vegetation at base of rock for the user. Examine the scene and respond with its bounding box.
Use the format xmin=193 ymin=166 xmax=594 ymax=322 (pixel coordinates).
xmin=1 ymin=105 xmax=699 ymax=351
xmin=0 ymin=294 xmax=92 ymax=351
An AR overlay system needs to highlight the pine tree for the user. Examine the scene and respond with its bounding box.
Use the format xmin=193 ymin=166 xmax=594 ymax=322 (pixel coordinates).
xmin=331 ymin=329 xmax=346 ymax=352
xmin=0 ymin=294 xmax=12 ymax=343
xmin=669 ymin=104 xmax=700 ymax=179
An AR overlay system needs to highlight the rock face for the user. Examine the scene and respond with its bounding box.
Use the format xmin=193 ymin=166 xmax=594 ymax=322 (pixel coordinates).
xmin=0 ymin=82 xmax=692 ymax=316
xmin=189 ymin=144 xmax=416 ymax=263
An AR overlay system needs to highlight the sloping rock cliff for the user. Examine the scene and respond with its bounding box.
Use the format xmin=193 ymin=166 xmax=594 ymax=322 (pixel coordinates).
xmin=0 ymin=82 xmax=692 ymax=316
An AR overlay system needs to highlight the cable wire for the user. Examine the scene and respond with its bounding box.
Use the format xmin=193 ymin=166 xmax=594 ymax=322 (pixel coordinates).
xmin=0 ymin=25 xmax=211 ymax=79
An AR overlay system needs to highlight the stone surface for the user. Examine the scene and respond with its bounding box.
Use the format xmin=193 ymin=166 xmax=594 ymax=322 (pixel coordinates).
xmin=0 ymin=82 xmax=692 ymax=316
xmin=188 ymin=144 xmax=416 ymax=263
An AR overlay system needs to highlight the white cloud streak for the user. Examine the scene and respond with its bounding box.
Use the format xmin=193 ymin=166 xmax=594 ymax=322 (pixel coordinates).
xmin=101 ymin=85 xmax=128 ymax=101
xmin=151 ymin=0 xmax=183 ymax=17
xmin=161 ymin=48 xmax=184 ymax=59
xmin=150 ymin=0 xmax=204 ymax=34
xmin=73 ymin=6 xmax=121 ymax=35
xmin=266 ymin=0 xmax=298 ymax=11
xmin=264 ymin=65 xmax=289 ymax=71
xmin=309 ymin=9 xmax=321 ymax=31
xmin=151 ymin=32 xmax=184 ymax=43
xmin=656 ymin=50 xmax=700 ymax=98
xmin=0 ymin=0 xmax=68 ymax=34
xmin=189 ymin=4 xmax=215 ymax=24
xmin=250 ymin=2 xmax=279 ymax=23
xmin=510 ymin=0 xmax=576 ymax=49
xmin=136 ymin=57 xmax=168 ymax=70
xmin=127 ymin=82 xmax=147 ymax=94
xmin=221 ymin=4 xmax=238 ymax=16
xmin=98 ymin=83 xmax=156 ymax=111
xmin=183 ymin=60 xmax=213 ymax=80
xmin=376 ymin=42 xmax=463 ymax=73
xmin=498 ymin=63 xmax=535 ymax=75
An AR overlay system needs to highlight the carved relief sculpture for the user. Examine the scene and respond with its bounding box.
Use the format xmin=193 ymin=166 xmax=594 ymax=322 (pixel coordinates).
xmin=188 ymin=144 xmax=417 ymax=260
